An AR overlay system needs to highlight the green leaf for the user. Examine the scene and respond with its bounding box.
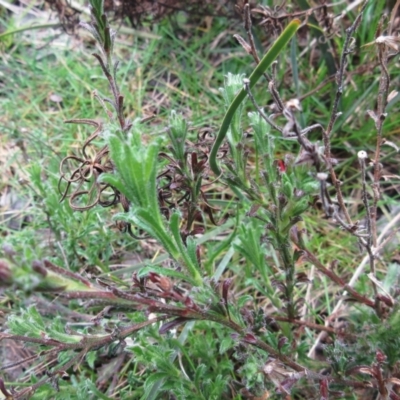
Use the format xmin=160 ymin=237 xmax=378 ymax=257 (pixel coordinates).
xmin=7 ymin=306 xmax=46 ymax=338
xmin=138 ymin=265 xmax=198 ymax=286
xmin=86 ymin=351 xmax=97 ymax=370
xmin=186 ymin=236 xmax=200 ymax=270
xmin=48 ymin=317 xmax=82 ymax=343
xmin=169 ymin=213 xmax=202 ymax=285
xmin=219 ymin=337 xmax=235 ymax=354
xmin=0 ymin=23 xmax=61 ymax=41
xmin=168 ymin=110 xmax=188 ymax=162
xmin=290 ymin=199 xmax=309 ymax=217
xmin=237 ymin=294 xmax=254 ymax=308
xmin=236 ymin=224 xmax=264 ymax=270
xmin=194 ymin=364 xmax=207 ymax=387
xmin=220 ymin=73 xmax=246 ymax=148
xmin=143 ymin=372 xmax=172 ymax=395
xmin=134 ymin=209 xmax=178 ymax=255
xmin=282 ymin=179 xmax=293 ymax=199
xmin=90 ymin=0 xmax=104 ymax=15
xmin=248 ymin=110 xmax=273 ymax=156
xmin=301 ymin=180 xmax=319 ymax=194
xmin=85 ymin=379 xmax=113 ymax=400
xmin=112 ymin=210 xmax=181 ymax=264
xmin=27 ymin=305 xmax=45 ymax=330
xmin=104 ymin=133 xmax=161 ymax=213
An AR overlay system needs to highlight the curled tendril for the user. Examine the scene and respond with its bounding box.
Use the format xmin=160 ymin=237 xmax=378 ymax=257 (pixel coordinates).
xmin=157 ymin=137 xmax=227 ymax=229
xmin=58 ymin=119 xmax=118 ymax=211
xmin=58 ymin=117 xmax=224 ymax=237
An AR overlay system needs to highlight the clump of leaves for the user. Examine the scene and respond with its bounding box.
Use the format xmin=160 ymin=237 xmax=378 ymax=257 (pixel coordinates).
xmin=2 ymin=0 xmax=400 ymax=399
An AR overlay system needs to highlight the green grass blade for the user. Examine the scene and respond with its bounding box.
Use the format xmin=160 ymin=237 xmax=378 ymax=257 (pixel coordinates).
xmin=209 ymin=19 xmax=301 ymax=176
xmin=0 ymin=23 xmax=60 ymax=40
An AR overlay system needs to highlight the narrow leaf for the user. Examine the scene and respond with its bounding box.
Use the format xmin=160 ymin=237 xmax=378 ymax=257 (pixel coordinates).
xmin=209 ymin=19 xmax=301 ymax=176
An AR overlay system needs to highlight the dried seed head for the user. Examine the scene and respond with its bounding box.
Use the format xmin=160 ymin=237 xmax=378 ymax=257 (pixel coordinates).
xmin=317 ymin=172 xmax=328 ymax=181
xmin=285 ymin=98 xmax=302 ymax=112
xmin=357 ymin=150 xmax=368 ymax=160
xmin=375 ymin=35 xmax=400 ymax=51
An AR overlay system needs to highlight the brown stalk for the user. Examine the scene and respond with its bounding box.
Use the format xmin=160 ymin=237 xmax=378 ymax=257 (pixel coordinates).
xmin=302 ymin=249 xmax=375 ymax=308
xmin=323 ymin=0 xmax=369 ymax=225
xmin=371 ymin=30 xmax=390 ymax=247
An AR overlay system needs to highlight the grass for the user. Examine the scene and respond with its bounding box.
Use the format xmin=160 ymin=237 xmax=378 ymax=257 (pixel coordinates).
xmin=1 ymin=0 xmax=400 ymax=399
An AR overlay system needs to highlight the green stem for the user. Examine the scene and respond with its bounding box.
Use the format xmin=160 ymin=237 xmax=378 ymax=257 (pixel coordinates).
xmin=209 ymin=19 xmax=301 ymax=176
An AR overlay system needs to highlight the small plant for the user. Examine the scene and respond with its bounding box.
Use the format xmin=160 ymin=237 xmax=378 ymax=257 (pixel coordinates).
xmin=1 ymin=0 xmax=400 ymax=399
